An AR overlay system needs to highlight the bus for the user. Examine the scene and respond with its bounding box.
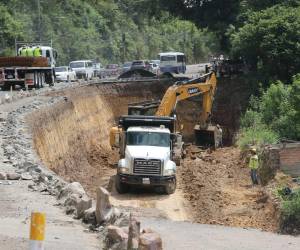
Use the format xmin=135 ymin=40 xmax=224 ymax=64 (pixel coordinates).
xmin=158 ymin=52 xmax=186 ymax=74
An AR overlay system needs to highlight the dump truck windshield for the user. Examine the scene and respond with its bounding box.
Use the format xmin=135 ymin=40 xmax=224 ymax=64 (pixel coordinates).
xmin=127 ymin=131 xmax=169 ymax=147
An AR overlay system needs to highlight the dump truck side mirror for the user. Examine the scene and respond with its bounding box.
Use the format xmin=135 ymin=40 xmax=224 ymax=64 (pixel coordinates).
xmin=110 ymin=126 xmax=121 ymax=148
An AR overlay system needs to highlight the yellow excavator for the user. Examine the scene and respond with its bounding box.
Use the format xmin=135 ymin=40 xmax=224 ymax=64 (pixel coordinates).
xmin=110 ymin=72 xmax=221 ymax=194
xmin=124 ymin=71 xmax=221 ymax=147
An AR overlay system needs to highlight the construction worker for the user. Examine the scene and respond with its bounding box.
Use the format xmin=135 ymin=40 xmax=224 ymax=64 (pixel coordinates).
xmin=20 ymin=46 xmax=27 ymax=56
xmin=249 ymin=147 xmax=259 ymax=185
xmin=33 ymin=46 xmax=42 ymax=57
xmin=26 ymin=46 xmax=34 ymax=57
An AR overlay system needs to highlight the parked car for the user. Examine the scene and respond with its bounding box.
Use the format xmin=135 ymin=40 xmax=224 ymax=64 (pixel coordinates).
xmin=69 ymin=60 xmax=94 ymax=80
xmin=122 ymin=61 xmax=132 ymax=73
xmin=105 ymin=64 xmax=120 ymax=77
xmin=150 ymin=60 xmax=160 ymax=66
xmin=92 ymin=62 xmax=104 ymax=78
xmin=55 ymin=66 xmax=76 ymax=82
xmin=149 ymin=62 xmax=159 ymax=74
xmin=130 ymin=60 xmax=151 ymax=71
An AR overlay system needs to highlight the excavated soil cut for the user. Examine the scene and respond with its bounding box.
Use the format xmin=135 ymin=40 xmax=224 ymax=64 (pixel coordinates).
xmin=28 ymin=78 xmax=278 ymax=230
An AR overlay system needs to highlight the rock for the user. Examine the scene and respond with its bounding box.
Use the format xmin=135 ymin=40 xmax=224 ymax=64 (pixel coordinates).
xmin=127 ymin=214 xmax=140 ymax=250
xmin=64 ymin=193 xmax=92 ymax=219
xmin=38 ymin=173 xmax=49 ymax=183
xmin=83 ymin=207 xmax=96 ymax=225
xmin=7 ymin=173 xmax=21 ymax=180
xmin=107 ymin=225 xmax=128 ymax=242
xmin=21 ymin=173 xmax=32 ymax=180
xmin=58 ymin=182 xmax=86 ymax=200
xmin=76 ymin=195 xmax=92 ymax=219
xmin=107 ymin=225 xmax=128 ymax=250
xmin=0 ymin=172 xmax=6 ymax=180
xmin=139 ymin=229 xmax=162 ymax=250
xmin=95 ymin=187 xmax=114 ymax=224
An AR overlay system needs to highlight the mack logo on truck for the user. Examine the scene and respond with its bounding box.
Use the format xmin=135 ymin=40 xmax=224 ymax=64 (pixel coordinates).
xmin=188 ymin=87 xmax=200 ymax=95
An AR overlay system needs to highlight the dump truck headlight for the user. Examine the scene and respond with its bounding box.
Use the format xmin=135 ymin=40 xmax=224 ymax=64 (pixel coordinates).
xmin=164 ymin=168 xmax=175 ymax=176
xmin=119 ymin=167 xmax=129 ymax=174
xmin=118 ymin=159 xmax=129 ymax=174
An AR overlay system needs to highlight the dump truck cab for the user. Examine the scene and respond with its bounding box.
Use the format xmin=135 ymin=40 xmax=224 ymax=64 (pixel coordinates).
xmin=112 ymin=115 xmax=180 ymax=194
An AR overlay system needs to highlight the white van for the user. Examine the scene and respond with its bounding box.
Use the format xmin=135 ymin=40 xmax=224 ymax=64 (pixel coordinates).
xmin=159 ymin=52 xmax=186 ymax=74
xmin=69 ymin=60 xmax=94 ymax=80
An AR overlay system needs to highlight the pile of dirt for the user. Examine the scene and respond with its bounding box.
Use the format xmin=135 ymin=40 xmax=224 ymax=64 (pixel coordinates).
xmin=179 ymin=146 xmax=279 ymax=231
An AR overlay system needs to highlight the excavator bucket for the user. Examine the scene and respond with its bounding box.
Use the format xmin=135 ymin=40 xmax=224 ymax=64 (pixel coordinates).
xmin=194 ymin=125 xmax=222 ymax=148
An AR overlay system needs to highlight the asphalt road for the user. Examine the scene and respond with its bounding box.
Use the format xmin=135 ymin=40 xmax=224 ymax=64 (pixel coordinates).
xmin=140 ymin=217 xmax=300 ymax=250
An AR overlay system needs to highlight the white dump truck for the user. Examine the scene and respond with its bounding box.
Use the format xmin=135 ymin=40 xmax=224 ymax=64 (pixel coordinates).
xmin=111 ymin=115 xmax=180 ymax=194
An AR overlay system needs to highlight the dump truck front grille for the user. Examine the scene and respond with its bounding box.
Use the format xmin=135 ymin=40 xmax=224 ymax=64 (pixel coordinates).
xmin=133 ymin=158 xmax=162 ymax=176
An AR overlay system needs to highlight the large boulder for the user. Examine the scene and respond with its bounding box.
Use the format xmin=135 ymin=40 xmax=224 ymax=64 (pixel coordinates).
xmin=107 ymin=225 xmax=128 ymax=250
xmin=58 ymin=182 xmax=86 ymax=200
xmin=139 ymin=229 xmax=162 ymax=250
xmin=64 ymin=193 xmax=92 ymax=218
xmin=83 ymin=207 xmax=96 ymax=225
xmin=7 ymin=173 xmax=21 ymax=180
xmin=95 ymin=187 xmax=114 ymax=224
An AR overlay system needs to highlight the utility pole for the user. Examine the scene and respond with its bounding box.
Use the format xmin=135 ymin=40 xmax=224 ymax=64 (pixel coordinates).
xmin=37 ymin=0 xmax=41 ymax=41
xmin=122 ymin=33 xmax=126 ymax=64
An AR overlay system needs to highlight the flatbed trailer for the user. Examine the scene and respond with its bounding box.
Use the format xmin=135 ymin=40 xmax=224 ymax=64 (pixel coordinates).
xmin=0 ymin=66 xmax=54 ymax=90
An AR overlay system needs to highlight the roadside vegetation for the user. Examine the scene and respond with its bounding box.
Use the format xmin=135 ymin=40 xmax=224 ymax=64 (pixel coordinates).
xmin=0 ymin=0 xmax=217 ymax=65
xmin=277 ymin=187 xmax=300 ymax=234
xmin=238 ymin=75 xmax=300 ymax=149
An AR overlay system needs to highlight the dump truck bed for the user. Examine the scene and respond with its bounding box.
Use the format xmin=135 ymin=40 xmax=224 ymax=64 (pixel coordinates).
xmin=119 ymin=115 xmax=175 ymax=133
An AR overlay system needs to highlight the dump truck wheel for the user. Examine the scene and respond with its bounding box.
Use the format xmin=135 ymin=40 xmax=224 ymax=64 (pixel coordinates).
xmin=115 ymin=175 xmax=129 ymax=194
xmin=165 ymin=178 xmax=176 ymax=195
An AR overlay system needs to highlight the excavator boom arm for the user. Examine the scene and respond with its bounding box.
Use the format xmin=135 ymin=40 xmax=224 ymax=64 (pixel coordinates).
xmin=155 ymin=72 xmax=217 ymax=127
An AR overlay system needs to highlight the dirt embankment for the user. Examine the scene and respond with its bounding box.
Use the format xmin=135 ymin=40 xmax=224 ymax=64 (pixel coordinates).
xmin=180 ymin=146 xmax=279 ymax=231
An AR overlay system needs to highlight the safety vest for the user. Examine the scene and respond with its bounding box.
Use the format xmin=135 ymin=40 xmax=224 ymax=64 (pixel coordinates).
xmin=26 ymin=47 xmax=34 ymax=57
xmin=20 ymin=48 xmax=27 ymax=56
xmin=249 ymin=155 xmax=259 ymax=170
xmin=33 ymin=47 xmax=42 ymax=57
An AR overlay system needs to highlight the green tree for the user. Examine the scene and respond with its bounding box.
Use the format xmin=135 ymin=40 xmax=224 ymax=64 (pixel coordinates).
xmin=231 ymin=5 xmax=300 ymax=82
xmin=238 ymin=75 xmax=300 ymax=148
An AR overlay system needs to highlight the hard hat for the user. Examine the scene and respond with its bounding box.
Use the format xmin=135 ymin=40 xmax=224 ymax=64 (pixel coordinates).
xmin=250 ymin=147 xmax=257 ymax=153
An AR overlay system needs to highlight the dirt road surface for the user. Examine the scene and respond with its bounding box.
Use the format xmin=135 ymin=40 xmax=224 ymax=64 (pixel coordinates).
xmin=110 ymin=183 xmax=192 ymax=221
